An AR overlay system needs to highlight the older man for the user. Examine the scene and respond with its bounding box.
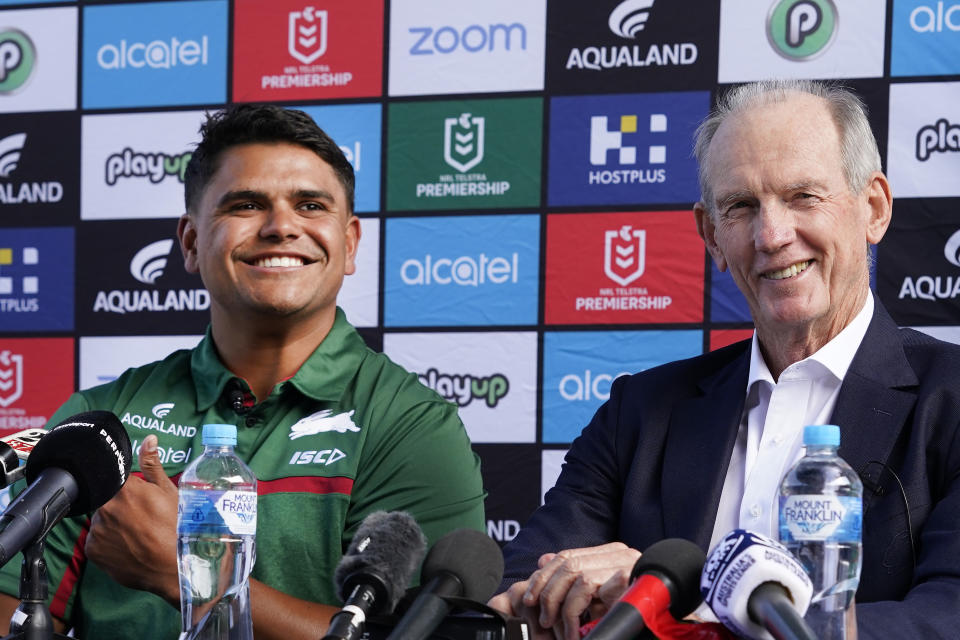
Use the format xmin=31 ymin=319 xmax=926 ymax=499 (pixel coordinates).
xmin=491 ymin=80 xmax=960 ymax=639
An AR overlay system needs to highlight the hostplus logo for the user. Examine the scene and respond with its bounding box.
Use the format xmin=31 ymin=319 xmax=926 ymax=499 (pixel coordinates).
xmin=105 ymin=148 xmax=192 ymax=186
xmin=97 ymin=36 xmax=209 ymax=70
xmin=898 ymin=228 xmax=960 ymax=302
xmin=909 ymin=3 xmax=960 ymax=32
xmin=766 ymin=0 xmax=838 ymax=60
xmin=418 ymin=368 xmax=509 ymax=408
xmin=0 ymin=29 xmax=35 ymax=93
xmin=263 ymin=6 xmax=351 ymax=91
xmin=566 ymin=0 xmax=698 ymax=71
xmin=408 ymin=22 xmax=527 ymax=56
xmin=0 ymin=133 xmax=64 ymax=205
xmin=417 ymin=112 xmax=509 ymax=199
xmin=92 ymin=238 xmax=209 ymax=315
xmin=0 ymin=245 xmax=39 ymax=313
xmin=589 ymin=114 xmax=667 ymax=185
xmin=915 ymin=119 xmax=960 ymax=161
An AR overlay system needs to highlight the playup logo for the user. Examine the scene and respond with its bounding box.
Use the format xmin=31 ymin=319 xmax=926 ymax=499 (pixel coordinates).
xmin=0 ymin=29 xmax=34 ymax=93
xmin=767 ymin=0 xmax=838 ymax=60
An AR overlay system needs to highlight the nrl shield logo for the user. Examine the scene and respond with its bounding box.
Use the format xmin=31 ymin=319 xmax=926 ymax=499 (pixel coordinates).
xmin=288 ymin=6 xmax=328 ymax=64
xmin=0 ymin=350 xmax=24 ymax=408
xmin=604 ymin=225 xmax=645 ymax=286
xmin=444 ymin=113 xmax=485 ymax=173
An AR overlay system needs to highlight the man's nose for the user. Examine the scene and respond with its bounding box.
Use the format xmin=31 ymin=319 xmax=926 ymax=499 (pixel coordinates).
xmin=259 ymin=205 xmax=300 ymax=239
xmin=754 ymin=201 xmax=796 ymax=252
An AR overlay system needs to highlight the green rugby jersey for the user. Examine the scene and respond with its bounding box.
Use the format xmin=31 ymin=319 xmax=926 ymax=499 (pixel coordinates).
xmin=0 ymin=308 xmax=485 ymax=639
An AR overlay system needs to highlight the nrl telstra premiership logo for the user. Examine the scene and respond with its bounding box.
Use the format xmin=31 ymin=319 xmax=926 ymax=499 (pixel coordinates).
xmin=0 ymin=350 xmax=24 ymax=408
xmin=288 ymin=6 xmax=328 ymax=64
xmin=604 ymin=225 xmax=646 ymax=286
xmin=444 ymin=113 xmax=485 ymax=173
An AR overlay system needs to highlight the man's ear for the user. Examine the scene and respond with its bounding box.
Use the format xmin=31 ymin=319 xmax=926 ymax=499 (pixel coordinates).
xmin=343 ymin=215 xmax=361 ymax=276
xmin=863 ymin=171 xmax=892 ymax=245
xmin=177 ymin=214 xmax=199 ymax=274
xmin=694 ymin=201 xmax=727 ymax=272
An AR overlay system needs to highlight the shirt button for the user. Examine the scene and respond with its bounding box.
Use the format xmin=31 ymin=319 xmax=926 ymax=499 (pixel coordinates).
xmin=750 ymin=504 xmax=762 ymax=518
xmin=245 ymin=416 xmax=257 ymax=428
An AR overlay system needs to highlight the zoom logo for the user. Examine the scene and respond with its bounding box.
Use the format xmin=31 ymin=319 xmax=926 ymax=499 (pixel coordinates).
xmin=0 ymin=29 xmax=35 ymax=93
xmin=767 ymin=0 xmax=838 ymax=60
xmin=130 ymin=239 xmax=174 ymax=284
xmin=408 ymin=23 xmax=527 ymax=55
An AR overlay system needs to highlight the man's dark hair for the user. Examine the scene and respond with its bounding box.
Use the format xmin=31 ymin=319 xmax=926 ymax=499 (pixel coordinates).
xmin=183 ymin=104 xmax=355 ymax=213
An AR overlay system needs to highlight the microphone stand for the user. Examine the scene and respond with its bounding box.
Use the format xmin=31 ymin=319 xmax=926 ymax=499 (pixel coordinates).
xmin=2 ymin=539 xmax=72 ymax=640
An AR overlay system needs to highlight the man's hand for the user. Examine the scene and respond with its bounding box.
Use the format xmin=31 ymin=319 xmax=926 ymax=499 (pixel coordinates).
xmin=84 ymin=435 xmax=181 ymax=606
xmin=488 ymin=542 xmax=640 ymax=640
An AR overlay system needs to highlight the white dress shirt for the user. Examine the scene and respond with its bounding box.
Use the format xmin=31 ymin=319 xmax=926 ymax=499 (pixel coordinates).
xmin=708 ymin=294 xmax=875 ymax=549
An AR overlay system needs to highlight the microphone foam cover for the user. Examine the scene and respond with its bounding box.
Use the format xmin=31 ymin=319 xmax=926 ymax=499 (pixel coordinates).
xmin=335 ymin=511 xmax=427 ymax=613
xmin=631 ymin=537 xmax=706 ymax=618
xmin=421 ymin=528 xmax=504 ymax=602
xmin=25 ymin=411 xmax=132 ymax=516
xmin=701 ymin=530 xmax=813 ymax=640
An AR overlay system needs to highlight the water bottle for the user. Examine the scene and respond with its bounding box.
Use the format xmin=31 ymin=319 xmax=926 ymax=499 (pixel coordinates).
xmin=177 ymin=424 xmax=257 ymax=640
xmin=778 ymin=424 xmax=863 ymax=640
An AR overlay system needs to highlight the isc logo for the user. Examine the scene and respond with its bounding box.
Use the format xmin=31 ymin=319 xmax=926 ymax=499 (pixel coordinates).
xmin=289 ymin=448 xmax=346 ymax=466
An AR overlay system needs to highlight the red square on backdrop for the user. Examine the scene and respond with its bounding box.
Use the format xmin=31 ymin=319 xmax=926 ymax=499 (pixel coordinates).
xmin=0 ymin=338 xmax=74 ymax=437
xmin=710 ymin=329 xmax=753 ymax=351
xmin=233 ymin=0 xmax=384 ymax=102
xmin=545 ymin=211 xmax=705 ymax=325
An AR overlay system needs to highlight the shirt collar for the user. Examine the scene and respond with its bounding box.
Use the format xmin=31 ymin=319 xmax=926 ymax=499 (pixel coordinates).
xmin=192 ymin=307 xmax=368 ymax=410
xmin=746 ymin=292 xmax=874 ymax=388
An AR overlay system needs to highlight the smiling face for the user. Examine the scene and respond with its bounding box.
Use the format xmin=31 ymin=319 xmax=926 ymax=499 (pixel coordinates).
xmin=178 ymin=142 xmax=359 ymax=329
xmin=694 ymin=93 xmax=891 ymax=350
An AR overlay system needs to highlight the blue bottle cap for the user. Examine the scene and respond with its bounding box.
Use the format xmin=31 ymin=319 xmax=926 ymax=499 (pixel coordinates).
xmin=803 ymin=424 xmax=840 ymax=447
xmin=202 ymin=423 xmax=237 ymax=446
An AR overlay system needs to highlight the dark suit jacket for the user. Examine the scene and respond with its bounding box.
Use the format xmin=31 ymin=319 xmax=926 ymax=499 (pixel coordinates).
xmin=503 ymin=300 xmax=960 ymax=638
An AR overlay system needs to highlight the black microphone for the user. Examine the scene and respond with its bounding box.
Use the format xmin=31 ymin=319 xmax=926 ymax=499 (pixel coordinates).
xmin=0 ymin=411 xmax=132 ymax=567
xmin=322 ymin=511 xmax=427 ymax=640
xmin=386 ymin=528 xmax=504 ymax=640
xmin=700 ymin=530 xmax=815 ymax=640
xmin=0 ymin=428 xmax=47 ymax=489
xmin=584 ymin=538 xmax=705 ymax=639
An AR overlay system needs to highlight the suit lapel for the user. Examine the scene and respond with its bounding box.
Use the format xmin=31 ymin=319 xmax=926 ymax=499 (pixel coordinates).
xmin=830 ymin=301 xmax=918 ymax=513
xmin=662 ymin=345 xmax=749 ymax=547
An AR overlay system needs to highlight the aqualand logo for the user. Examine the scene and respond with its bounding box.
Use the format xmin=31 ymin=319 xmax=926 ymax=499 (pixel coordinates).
xmin=130 ymin=239 xmax=174 ymax=285
xmin=897 ymin=228 xmax=960 ymax=302
xmin=608 ymin=0 xmax=655 ymax=38
xmin=766 ymin=0 xmax=838 ymax=60
xmin=0 ymin=133 xmax=25 ymax=177
xmin=289 ymin=6 xmax=328 ymax=64
xmin=0 ymin=29 xmax=35 ymax=93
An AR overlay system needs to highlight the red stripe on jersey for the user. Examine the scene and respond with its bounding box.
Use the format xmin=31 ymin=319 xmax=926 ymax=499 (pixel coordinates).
xmin=51 ymin=517 xmax=90 ymax=620
xmin=135 ymin=470 xmax=353 ymax=495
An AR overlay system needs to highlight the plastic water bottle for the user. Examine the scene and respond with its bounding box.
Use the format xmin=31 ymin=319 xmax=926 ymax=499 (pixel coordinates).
xmin=177 ymin=424 xmax=257 ymax=640
xmin=779 ymin=424 xmax=863 ymax=640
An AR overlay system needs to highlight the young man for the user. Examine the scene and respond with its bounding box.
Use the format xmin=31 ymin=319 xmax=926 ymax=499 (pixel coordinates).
xmin=0 ymin=105 xmax=485 ymax=639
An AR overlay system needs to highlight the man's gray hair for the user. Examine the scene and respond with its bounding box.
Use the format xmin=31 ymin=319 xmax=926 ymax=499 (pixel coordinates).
xmin=693 ymin=79 xmax=881 ymax=215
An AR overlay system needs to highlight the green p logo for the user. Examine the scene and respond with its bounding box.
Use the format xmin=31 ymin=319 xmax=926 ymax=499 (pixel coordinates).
xmin=767 ymin=0 xmax=837 ymax=60
xmin=0 ymin=29 xmax=35 ymax=93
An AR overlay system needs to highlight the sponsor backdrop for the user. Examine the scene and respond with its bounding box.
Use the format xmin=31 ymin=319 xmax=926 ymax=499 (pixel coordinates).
xmin=1 ymin=0 xmax=958 ymax=545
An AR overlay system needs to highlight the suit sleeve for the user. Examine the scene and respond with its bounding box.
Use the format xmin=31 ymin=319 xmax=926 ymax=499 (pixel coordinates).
xmin=500 ymin=375 xmax=631 ymax=588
